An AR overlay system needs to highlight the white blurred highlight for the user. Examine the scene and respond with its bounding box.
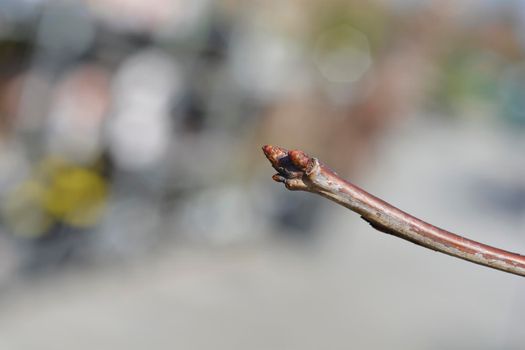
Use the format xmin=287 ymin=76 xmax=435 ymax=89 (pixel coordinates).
xmin=108 ymin=49 xmax=181 ymax=171
xmin=314 ymin=25 xmax=372 ymax=84
xmin=230 ymin=25 xmax=307 ymax=102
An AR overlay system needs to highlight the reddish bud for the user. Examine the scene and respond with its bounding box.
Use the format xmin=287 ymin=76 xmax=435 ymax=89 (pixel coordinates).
xmin=288 ymin=150 xmax=310 ymax=170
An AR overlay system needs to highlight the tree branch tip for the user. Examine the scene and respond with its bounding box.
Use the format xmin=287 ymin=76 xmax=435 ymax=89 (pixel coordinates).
xmin=261 ymin=144 xmax=525 ymax=276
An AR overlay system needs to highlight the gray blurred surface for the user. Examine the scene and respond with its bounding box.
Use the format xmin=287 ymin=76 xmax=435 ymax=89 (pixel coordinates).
xmin=0 ymin=118 xmax=522 ymax=350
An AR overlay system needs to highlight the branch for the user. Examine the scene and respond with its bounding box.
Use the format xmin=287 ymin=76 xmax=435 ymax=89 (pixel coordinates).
xmin=262 ymin=145 xmax=525 ymax=277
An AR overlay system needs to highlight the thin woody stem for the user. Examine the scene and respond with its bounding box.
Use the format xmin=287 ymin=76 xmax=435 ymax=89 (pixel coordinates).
xmin=262 ymin=145 xmax=525 ymax=277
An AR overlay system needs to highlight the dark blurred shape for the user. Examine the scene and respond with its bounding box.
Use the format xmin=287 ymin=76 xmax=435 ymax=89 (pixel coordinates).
xmin=471 ymin=178 xmax=525 ymax=217
xmin=272 ymin=193 xmax=321 ymax=238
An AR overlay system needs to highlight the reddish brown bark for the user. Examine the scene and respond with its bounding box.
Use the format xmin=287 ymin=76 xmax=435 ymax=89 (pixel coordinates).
xmin=262 ymin=145 xmax=525 ymax=277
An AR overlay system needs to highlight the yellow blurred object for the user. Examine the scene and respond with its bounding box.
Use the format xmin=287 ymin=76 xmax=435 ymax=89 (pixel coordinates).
xmin=43 ymin=166 xmax=107 ymax=228
xmin=1 ymin=158 xmax=108 ymax=237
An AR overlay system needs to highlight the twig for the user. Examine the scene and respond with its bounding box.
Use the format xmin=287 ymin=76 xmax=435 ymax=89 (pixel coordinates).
xmin=262 ymin=145 xmax=525 ymax=277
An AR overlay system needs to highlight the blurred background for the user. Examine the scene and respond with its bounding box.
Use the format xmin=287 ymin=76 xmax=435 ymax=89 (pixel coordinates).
xmin=0 ymin=0 xmax=524 ymax=348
